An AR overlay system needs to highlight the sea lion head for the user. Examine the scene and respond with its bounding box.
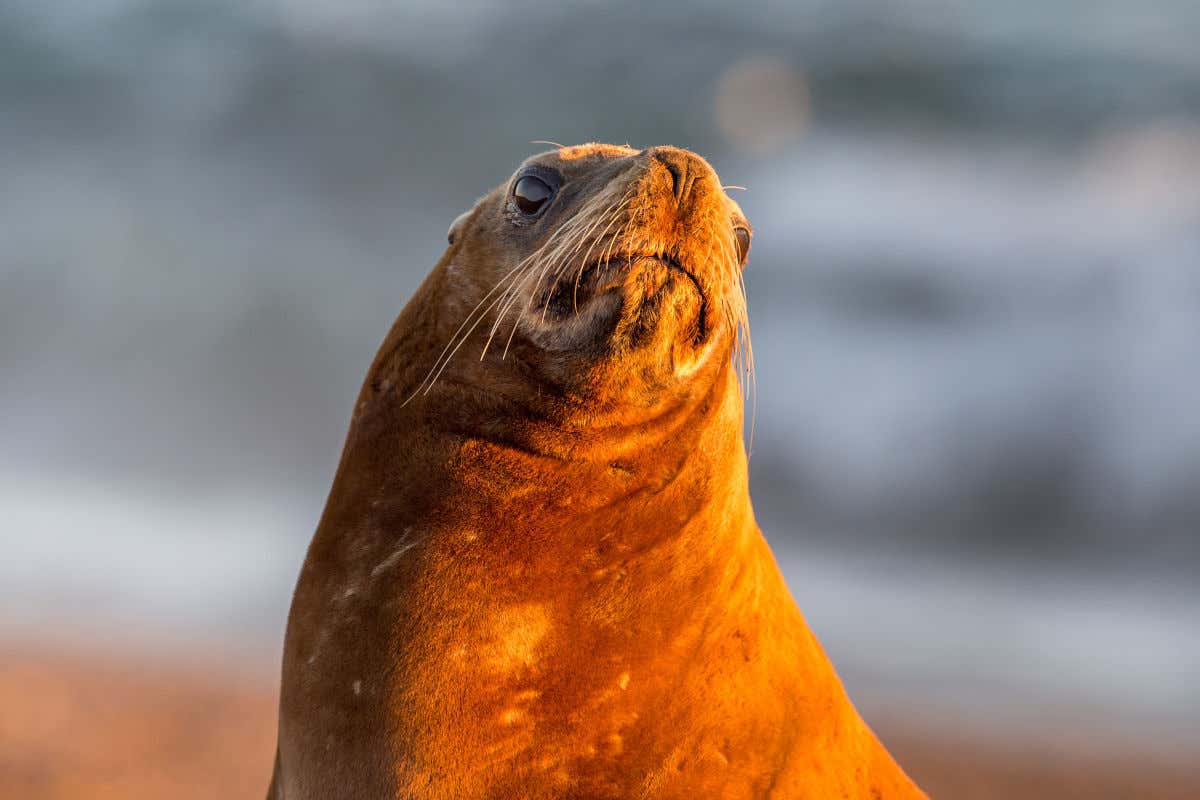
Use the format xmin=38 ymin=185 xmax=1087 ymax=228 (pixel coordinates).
xmin=399 ymin=143 xmax=752 ymax=415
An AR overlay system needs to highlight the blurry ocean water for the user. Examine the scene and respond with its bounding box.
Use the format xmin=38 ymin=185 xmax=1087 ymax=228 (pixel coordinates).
xmin=2 ymin=1 xmax=1198 ymax=747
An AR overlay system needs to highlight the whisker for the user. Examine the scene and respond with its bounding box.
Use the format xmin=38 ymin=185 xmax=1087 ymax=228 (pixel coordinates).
xmin=480 ymin=259 xmax=543 ymax=358
xmin=539 ymin=197 xmax=623 ymax=322
xmin=578 ymin=213 xmax=632 ymax=314
xmin=483 ymin=210 xmax=596 ymax=356
xmin=517 ymin=202 xmax=606 ymax=330
xmin=568 ymin=186 xmax=636 ymax=283
xmin=485 ymin=191 xmax=615 ymax=358
xmin=416 ymin=204 xmax=603 ymax=400
xmin=400 ymin=250 xmax=543 ymax=406
xmin=708 ymin=219 xmax=756 ymax=451
xmin=549 ymin=212 xmax=612 ymax=319
xmin=566 ymin=186 xmax=637 ymax=313
xmin=421 ymin=254 xmax=547 ymax=389
xmin=512 ymin=200 xmax=625 ymax=355
xmin=504 ymin=205 xmax=609 ymax=355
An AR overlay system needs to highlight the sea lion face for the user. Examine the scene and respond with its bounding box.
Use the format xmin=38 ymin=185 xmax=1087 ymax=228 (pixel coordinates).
xmin=438 ymin=143 xmax=751 ymax=404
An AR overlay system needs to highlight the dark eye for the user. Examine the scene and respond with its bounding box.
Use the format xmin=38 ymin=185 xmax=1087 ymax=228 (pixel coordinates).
xmin=734 ymin=226 xmax=752 ymax=265
xmin=512 ymin=175 xmax=554 ymax=216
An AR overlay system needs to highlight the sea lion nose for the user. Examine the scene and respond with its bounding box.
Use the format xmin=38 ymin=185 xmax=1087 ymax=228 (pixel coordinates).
xmin=646 ymin=146 xmax=697 ymax=205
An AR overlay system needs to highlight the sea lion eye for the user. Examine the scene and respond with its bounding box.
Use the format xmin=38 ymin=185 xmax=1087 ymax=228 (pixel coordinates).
xmin=733 ymin=226 xmax=752 ymax=265
xmin=512 ymin=175 xmax=554 ymax=216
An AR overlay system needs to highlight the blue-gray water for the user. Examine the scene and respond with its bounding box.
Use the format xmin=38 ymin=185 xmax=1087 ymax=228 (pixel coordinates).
xmin=2 ymin=0 xmax=1198 ymax=750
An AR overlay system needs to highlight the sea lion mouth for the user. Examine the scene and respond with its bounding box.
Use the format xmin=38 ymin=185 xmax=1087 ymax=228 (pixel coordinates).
xmin=537 ymin=252 xmax=708 ymax=339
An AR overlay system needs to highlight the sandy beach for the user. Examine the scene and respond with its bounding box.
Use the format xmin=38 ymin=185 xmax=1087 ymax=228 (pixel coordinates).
xmin=3 ymin=641 xmax=1196 ymax=800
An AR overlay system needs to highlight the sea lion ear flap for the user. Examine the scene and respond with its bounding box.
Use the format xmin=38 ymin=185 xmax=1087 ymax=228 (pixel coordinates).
xmin=446 ymin=197 xmax=485 ymax=246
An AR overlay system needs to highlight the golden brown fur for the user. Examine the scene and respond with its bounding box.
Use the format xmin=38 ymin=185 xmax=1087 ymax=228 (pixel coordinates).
xmin=269 ymin=143 xmax=926 ymax=799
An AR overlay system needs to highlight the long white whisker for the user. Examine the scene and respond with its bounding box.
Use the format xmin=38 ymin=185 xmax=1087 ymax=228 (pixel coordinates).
xmin=542 ymin=195 xmax=622 ymax=290
xmin=481 ymin=210 xmax=597 ymax=357
xmin=417 ymin=205 xmax=602 ymax=399
xmin=400 ymin=249 xmax=547 ymax=405
xmin=569 ymin=187 xmax=638 ymax=313
xmin=492 ymin=205 xmax=601 ymax=346
xmin=541 ymin=197 xmax=626 ymax=320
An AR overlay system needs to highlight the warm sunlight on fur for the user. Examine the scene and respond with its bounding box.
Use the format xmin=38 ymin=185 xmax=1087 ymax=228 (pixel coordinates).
xmin=269 ymin=144 xmax=925 ymax=799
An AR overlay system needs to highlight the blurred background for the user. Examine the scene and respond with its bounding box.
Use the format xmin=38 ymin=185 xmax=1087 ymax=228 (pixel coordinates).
xmin=2 ymin=1 xmax=1198 ymax=797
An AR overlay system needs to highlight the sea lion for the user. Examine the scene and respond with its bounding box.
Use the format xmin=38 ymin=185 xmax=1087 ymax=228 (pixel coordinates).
xmin=269 ymin=143 xmax=926 ymax=799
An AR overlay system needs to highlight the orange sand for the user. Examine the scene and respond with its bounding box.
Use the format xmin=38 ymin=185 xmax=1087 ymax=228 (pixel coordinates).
xmin=1 ymin=643 xmax=1196 ymax=800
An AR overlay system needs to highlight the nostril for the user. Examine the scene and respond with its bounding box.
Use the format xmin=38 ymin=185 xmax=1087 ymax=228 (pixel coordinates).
xmin=660 ymin=159 xmax=684 ymax=197
xmin=651 ymin=150 xmax=689 ymax=203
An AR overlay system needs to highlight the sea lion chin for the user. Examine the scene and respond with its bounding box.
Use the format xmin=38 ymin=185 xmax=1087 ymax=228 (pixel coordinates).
xmin=268 ymin=143 xmax=927 ymax=799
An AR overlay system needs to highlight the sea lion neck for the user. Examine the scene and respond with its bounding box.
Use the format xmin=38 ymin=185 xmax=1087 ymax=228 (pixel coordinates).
xmin=349 ymin=327 xmax=747 ymax=536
